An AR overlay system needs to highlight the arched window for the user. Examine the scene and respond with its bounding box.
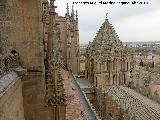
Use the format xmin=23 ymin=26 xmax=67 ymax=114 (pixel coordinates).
xmin=96 ymin=77 xmax=98 ymax=87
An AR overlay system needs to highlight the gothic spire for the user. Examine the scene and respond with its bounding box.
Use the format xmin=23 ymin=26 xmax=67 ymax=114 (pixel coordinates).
xmin=50 ymin=0 xmax=55 ymax=8
xmin=75 ymin=10 xmax=79 ymax=31
xmin=66 ymin=3 xmax=69 ymax=15
xmin=71 ymin=5 xmax=74 ymax=17
xmin=76 ymin=10 xmax=78 ymax=21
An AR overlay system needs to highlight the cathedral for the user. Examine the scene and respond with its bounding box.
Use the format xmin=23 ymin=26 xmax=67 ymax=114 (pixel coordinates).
xmin=85 ymin=15 xmax=134 ymax=88
xmin=84 ymin=14 xmax=160 ymax=120
xmin=1 ymin=0 xmax=160 ymax=120
xmin=0 ymin=0 xmax=79 ymax=120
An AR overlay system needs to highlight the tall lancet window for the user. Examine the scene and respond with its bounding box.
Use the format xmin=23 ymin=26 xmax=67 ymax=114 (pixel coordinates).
xmin=113 ymin=59 xmax=116 ymax=71
xmin=107 ymin=60 xmax=110 ymax=71
xmin=127 ymin=62 xmax=129 ymax=71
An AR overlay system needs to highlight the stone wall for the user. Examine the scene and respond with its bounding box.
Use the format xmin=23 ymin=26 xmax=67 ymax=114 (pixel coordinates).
xmin=22 ymin=72 xmax=48 ymax=120
xmin=0 ymin=73 xmax=25 ymax=120
xmin=6 ymin=0 xmax=44 ymax=70
xmin=0 ymin=1 xmax=49 ymax=120
xmin=0 ymin=1 xmax=79 ymax=120
xmin=0 ymin=0 xmax=44 ymax=70
xmin=86 ymin=93 xmax=95 ymax=101
xmin=56 ymin=16 xmax=68 ymax=66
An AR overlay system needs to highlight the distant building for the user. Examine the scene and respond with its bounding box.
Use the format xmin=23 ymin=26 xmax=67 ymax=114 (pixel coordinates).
xmin=85 ymin=15 xmax=134 ymax=87
xmin=56 ymin=4 xmax=80 ymax=74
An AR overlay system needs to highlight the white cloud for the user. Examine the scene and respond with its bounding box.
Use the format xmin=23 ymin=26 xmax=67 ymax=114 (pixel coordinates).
xmin=114 ymin=9 xmax=160 ymax=42
xmin=55 ymin=0 xmax=160 ymax=44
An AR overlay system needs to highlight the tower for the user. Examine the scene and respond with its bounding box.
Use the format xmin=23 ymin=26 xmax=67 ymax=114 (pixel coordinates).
xmin=43 ymin=1 xmax=66 ymax=120
xmin=85 ymin=14 xmax=131 ymax=87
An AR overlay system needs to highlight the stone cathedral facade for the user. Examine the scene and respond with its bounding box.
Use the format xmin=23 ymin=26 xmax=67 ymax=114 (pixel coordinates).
xmin=85 ymin=16 xmax=134 ymax=88
xmin=0 ymin=0 xmax=79 ymax=120
xmin=56 ymin=4 xmax=80 ymax=74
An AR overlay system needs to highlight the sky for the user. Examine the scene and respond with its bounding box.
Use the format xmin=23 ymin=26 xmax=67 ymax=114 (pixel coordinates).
xmin=55 ymin=0 xmax=160 ymax=44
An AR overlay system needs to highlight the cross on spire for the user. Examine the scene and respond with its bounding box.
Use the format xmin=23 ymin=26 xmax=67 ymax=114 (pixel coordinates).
xmin=106 ymin=13 xmax=108 ymax=19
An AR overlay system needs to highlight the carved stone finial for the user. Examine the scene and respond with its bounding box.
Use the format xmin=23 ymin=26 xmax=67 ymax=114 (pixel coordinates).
xmin=76 ymin=10 xmax=78 ymax=20
xmin=71 ymin=5 xmax=74 ymax=16
xmin=50 ymin=0 xmax=54 ymax=7
xmin=66 ymin=3 xmax=69 ymax=14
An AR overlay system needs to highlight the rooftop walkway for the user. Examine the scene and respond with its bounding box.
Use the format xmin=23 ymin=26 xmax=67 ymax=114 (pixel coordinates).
xmin=75 ymin=76 xmax=95 ymax=93
xmin=71 ymin=73 xmax=100 ymax=120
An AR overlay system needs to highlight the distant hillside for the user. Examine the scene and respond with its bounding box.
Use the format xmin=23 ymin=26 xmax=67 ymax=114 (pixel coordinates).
xmin=125 ymin=41 xmax=160 ymax=45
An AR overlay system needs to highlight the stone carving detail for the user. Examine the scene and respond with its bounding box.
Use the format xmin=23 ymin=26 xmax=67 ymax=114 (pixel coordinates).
xmin=0 ymin=54 xmax=5 ymax=75
xmin=0 ymin=1 xmax=20 ymax=77
xmin=42 ymin=1 xmax=66 ymax=106
xmin=153 ymin=90 xmax=160 ymax=103
xmin=0 ymin=37 xmax=20 ymax=77
xmin=85 ymin=15 xmax=134 ymax=87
